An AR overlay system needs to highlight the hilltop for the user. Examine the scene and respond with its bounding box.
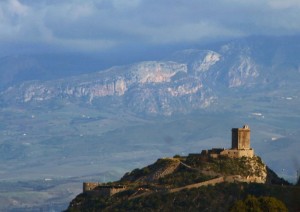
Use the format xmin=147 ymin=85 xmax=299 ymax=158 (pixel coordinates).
xmin=65 ymin=125 xmax=299 ymax=211
xmin=65 ymin=154 xmax=298 ymax=211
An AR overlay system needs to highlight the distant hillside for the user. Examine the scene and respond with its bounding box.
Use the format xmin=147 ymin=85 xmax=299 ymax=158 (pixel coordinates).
xmin=65 ymin=154 xmax=297 ymax=211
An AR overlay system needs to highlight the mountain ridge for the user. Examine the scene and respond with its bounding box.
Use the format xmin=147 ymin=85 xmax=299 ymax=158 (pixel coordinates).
xmin=1 ymin=43 xmax=264 ymax=115
xmin=3 ymin=36 xmax=299 ymax=116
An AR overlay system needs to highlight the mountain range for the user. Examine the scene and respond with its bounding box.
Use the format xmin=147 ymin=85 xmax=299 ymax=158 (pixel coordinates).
xmin=2 ymin=36 xmax=300 ymax=115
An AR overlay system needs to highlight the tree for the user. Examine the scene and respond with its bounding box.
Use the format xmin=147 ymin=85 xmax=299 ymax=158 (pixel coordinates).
xmin=259 ymin=196 xmax=288 ymax=212
xmin=230 ymin=195 xmax=287 ymax=212
xmin=244 ymin=195 xmax=263 ymax=212
xmin=230 ymin=200 xmax=247 ymax=212
xmin=297 ymin=174 xmax=300 ymax=186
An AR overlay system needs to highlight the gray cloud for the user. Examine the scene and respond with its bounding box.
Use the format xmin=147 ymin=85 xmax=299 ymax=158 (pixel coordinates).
xmin=1 ymin=0 xmax=300 ymax=53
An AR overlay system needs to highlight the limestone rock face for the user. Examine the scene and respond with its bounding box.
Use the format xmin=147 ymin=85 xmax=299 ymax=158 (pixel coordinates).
xmin=228 ymin=56 xmax=259 ymax=88
xmin=196 ymin=155 xmax=267 ymax=184
xmin=1 ymin=55 xmax=215 ymax=115
xmin=235 ymin=156 xmax=267 ymax=183
xmin=2 ymin=36 xmax=300 ymax=117
xmin=1 ymin=46 xmax=266 ymax=115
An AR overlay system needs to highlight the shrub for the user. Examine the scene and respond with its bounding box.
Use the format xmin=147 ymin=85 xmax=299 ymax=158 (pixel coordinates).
xmin=230 ymin=195 xmax=288 ymax=212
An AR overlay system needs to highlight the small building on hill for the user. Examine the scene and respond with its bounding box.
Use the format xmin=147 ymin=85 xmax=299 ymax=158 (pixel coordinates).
xmin=200 ymin=125 xmax=254 ymax=158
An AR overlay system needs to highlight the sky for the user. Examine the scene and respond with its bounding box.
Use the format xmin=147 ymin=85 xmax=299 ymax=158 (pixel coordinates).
xmin=1 ymin=0 xmax=300 ymax=56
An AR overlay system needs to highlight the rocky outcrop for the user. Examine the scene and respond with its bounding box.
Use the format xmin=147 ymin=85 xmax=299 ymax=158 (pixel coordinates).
xmin=206 ymin=156 xmax=268 ymax=184
xmin=228 ymin=56 xmax=259 ymax=88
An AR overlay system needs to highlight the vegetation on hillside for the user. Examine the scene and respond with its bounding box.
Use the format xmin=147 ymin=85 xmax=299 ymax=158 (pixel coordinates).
xmin=120 ymin=155 xmax=270 ymax=187
xmin=66 ymin=183 xmax=300 ymax=211
xmin=121 ymin=158 xmax=178 ymax=182
xmin=65 ymin=154 xmax=295 ymax=211
xmin=158 ymin=166 xmax=213 ymax=187
xmin=230 ymin=195 xmax=288 ymax=212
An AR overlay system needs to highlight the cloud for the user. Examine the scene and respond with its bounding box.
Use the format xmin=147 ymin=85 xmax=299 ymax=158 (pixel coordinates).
xmin=268 ymin=0 xmax=300 ymax=9
xmin=0 ymin=0 xmax=37 ymax=41
xmin=0 ymin=0 xmax=300 ymax=54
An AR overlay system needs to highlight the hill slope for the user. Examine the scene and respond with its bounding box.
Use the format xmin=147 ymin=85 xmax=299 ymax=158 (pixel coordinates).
xmin=65 ymin=154 xmax=295 ymax=211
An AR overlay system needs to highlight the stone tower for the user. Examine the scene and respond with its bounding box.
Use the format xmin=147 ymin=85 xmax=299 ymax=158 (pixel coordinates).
xmin=231 ymin=125 xmax=250 ymax=150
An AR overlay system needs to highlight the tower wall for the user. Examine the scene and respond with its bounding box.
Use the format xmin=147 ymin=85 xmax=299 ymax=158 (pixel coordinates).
xmin=232 ymin=128 xmax=239 ymax=149
xmin=232 ymin=125 xmax=250 ymax=150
